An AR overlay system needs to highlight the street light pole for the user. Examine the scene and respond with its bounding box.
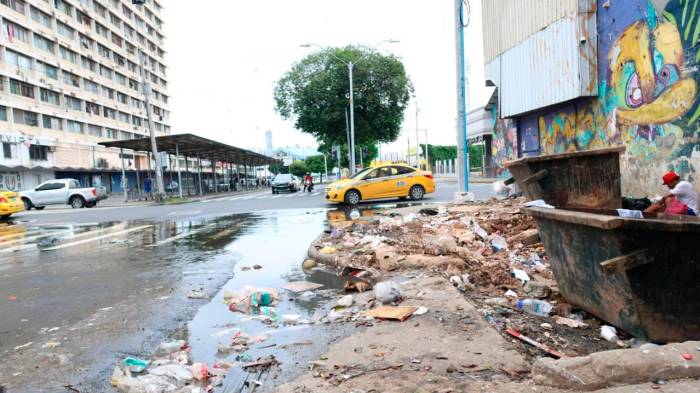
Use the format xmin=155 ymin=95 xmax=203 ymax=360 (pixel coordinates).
xmin=348 ymin=62 xmax=356 ymax=175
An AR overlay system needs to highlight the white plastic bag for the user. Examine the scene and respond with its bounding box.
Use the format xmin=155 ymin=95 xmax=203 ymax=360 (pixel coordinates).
xmin=374 ymin=281 xmax=401 ymax=304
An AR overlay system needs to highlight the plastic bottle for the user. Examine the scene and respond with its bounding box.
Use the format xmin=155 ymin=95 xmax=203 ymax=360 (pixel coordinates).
xmin=515 ymin=299 xmax=553 ymax=316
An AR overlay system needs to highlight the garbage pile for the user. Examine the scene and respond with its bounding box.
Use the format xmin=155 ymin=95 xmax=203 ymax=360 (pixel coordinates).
xmin=309 ymin=198 xmax=625 ymax=357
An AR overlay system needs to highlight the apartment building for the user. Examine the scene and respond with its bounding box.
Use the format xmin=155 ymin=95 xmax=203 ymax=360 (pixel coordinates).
xmin=0 ymin=0 xmax=170 ymax=192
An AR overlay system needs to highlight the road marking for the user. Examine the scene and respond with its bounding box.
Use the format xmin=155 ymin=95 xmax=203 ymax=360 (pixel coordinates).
xmin=0 ymin=229 xmax=74 ymax=248
xmin=0 ymin=225 xmax=130 ymax=253
xmin=167 ymin=210 xmax=202 ymax=216
xmin=255 ymin=195 xmax=271 ymax=199
xmin=41 ymin=225 xmax=152 ymax=251
xmin=270 ymin=195 xmax=283 ymax=199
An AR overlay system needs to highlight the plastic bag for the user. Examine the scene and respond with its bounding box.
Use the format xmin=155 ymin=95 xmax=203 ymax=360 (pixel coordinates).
xmin=224 ymin=286 xmax=278 ymax=310
xmin=374 ymin=281 xmax=401 ymax=304
xmin=149 ymin=363 xmax=194 ymax=383
xmin=191 ymin=363 xmax=209 ymax=381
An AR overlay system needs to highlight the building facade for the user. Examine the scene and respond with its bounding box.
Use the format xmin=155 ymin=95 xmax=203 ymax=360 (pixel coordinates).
xmin=483 ymin=0 xmax=700 ymax=196
xmin=0 ymin=0 xmax=170 ymax=192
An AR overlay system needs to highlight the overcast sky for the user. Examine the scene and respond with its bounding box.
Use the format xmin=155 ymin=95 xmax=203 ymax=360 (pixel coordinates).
xmin=164 ymin=0 xmax=488 ymax=156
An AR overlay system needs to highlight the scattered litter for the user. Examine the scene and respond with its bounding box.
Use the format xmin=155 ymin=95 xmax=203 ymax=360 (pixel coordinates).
xmin=224 ymin=287 xmax=279 ymax=309
xmin=241 ymin=266 xmax=251 ymax=271
xmin=512 ymin=268 xmax=531 ymax=284
xmin=302 ymin=259 xmax=317 ymax=270
xmin=156 ymin=340 xmax=188 ymax=355
xmin=553 ymin=316 xmax=588 ymax=328
xmin=419 ymin=208 xmax=439 ymax=216
xmin=282 ymin=314 xmax=301 ymax=324
xmin=188 ymin=289 xmax=207 ymax=299
xmin=617 ymin=209 xmax=644 ymax=218
xmin=7 ymin=295 xmax=17 ymax=301
xmin=13 ymin=342 xmax=32 ymax=351
xmin=522 ymin=199 xmax=555 ymax=209
xmin=340 ymin=266 xmax=371 ymax=278
xmin=319 ymin=246 xmax=337 ymax=254
xmin=191 ymin=363 xmax=209 ymax=381
xmin=281 ymin=281 xmax=324 ymax=293
xmin=149 ymin=363 xmax=193 ymax=383
xmin=683 ymin=353 xmax=693 ymax=361
xmin=490 ymin=235 xmax=508 ymax=252
xmin=344 ymin=279 xmax=371 ymax=292
xmin=523 ymin=281 xmax=551 ymax=299
xmin=41 ymin=340 xmax=61 ymax=349
xmin=403 ymin=213 xmax=417 ymax=223
xmin=122 ymin=357 xmax=149 ymax=373
xmin=504 ymin=290 xmax=518 ymax=298
xmin=540 ymin=323 xmax=553 ymax=330
xmin=374 ymin=281 xmax=402 ymax=304
xmin=472 ymin=222 xmax=488 ymax=239
xmin=330 ymin=228 xmax=345 ymax=239
xmin=506 ymin=328 xmax=567 ymax=358
xmin=600 ymin=325 xmax=619 ymax=343
xmin=413 ymin=306 xmax=428 ymax=316
xmin=515 ymin=299 xmax=552 ymax=316
xmin=337 ymin=295 xmax=354 ymax=307
xmin=349 ymin=210 xmax=361 ymax=220
xmin=365 ymin=306 xmax=418 ymax=321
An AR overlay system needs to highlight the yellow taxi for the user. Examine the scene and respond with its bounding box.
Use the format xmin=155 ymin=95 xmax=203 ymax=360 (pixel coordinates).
xmin=325 ymin=164 xmax=436 ymax=204
xmin=0 ymin=190 xmax=24 ymax=219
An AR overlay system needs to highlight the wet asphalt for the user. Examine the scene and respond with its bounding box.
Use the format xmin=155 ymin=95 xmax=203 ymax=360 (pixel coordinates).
xmin=0 ymin=180 xmax=493 ymax=392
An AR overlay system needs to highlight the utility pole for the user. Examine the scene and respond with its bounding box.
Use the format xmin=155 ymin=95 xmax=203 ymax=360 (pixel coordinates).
xmin=424 ymin=128 xmax=430 ymax=172
xmin=345 ymin=107 xmax=351 ymax=168
xmin=132 ymin=21 xmax=165 ymax=201
xmin=348 ymin=62 xmax=356 ymax=175
xmin=415 ymin=99 xmax=421 ymax=169
xmin=454 ymin=0 xmax=470 ymax=192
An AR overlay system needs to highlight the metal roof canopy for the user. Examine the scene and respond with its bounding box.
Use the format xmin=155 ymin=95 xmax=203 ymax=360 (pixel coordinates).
xmin=99 ymin=133 xmax=279 ymax=166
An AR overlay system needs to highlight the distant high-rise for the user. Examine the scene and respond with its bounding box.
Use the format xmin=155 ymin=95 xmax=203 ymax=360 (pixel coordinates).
xmin=0 ymin=0 xmax=170 ymax=191
xmin=265 ymin=130 xmax=273 ymax=156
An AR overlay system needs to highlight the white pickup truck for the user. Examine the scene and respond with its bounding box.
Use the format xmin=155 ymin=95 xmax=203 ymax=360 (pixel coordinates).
xmin=20 ymin=179 xmax=108 ymax=210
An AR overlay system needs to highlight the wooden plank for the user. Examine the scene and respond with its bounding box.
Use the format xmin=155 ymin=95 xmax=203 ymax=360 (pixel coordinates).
xmin=599 ymin=250 xmax=652 ymax=273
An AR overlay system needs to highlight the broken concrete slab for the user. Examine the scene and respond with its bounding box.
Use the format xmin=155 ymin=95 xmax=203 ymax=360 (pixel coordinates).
xmin=532 ymin=340 xmax=700 ymax=391
xmin=508 ymin=228 xmax=540 ymax=246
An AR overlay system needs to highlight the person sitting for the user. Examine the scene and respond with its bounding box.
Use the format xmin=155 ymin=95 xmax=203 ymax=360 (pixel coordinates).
xmin=644 ymin=171 xmax=699 ymax=216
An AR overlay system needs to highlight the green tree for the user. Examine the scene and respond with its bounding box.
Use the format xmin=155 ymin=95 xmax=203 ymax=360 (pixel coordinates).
xmin=274 ymin=46 xmax=413 ymax=148
xmin=288 ymin=160 xmax=308 ymax=177
xmin=420 ymin=144 xmax=484 ymax=169
xmin=305 ymin=155 xmax=326 ymax=180
xmin=269 ymin=162 xmax=287 ymax=174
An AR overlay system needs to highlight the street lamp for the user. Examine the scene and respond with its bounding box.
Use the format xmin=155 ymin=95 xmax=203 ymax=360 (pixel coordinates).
xmin=300 ymin=40 xmax=399 ymax=175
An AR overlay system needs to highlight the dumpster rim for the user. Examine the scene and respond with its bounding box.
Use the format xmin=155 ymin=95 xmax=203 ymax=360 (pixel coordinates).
xmin=521 ymin=207 xmax=700 ymax=232
xmin=504 ymin=146 xmax=626 ymax=168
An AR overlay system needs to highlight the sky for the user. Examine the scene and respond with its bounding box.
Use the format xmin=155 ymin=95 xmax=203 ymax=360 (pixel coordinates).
xmin=164 ymin=0 xmax=489 ymax=156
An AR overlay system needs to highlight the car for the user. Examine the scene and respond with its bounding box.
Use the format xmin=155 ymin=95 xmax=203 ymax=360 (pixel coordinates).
xmin=271 ymin=174 xmax=300 ymax=194
xmin=20 ymin=179 xmax=108 ymax=210
xmin=325 ymin=164 xmax=435 ymax=205
xmin=0 ymin=190 xmax=24 ymax=219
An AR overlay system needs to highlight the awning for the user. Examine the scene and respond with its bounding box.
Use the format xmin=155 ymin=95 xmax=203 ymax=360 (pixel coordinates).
xmin=99 ymin=133 xmax=279 ymax=166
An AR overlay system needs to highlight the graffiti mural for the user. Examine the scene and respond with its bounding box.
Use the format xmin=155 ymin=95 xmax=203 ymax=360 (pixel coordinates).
xmin=491 ymin=118 xmax=518 ymax=176
xmin=532 ymin=0 xmax=700 ymax=194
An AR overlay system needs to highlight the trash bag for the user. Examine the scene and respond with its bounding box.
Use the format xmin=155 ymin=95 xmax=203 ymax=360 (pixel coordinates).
xmin=224 ymin=287 xmax=278 ymax=309
xmin=149 ymin=363 xmax=194 ymax=383
xmin=622 ymin=197 xmax=652 ymax=211
xmin=374 ymin=281 xmax=401 ymax=304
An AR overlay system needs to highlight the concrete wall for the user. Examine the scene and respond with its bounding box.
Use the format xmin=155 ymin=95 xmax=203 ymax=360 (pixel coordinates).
xmin=492 ymin=0 xmax=700 ymax=196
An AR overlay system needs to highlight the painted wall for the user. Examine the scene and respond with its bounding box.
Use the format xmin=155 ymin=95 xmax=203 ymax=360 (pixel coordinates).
xmin=501 ymin=0 xmax=700 ymax=196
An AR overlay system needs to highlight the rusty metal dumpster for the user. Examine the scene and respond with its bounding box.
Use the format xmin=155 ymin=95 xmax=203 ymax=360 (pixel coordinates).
xmin=505 ymin=147 xmax=625 ymax=209
xmin=525 ymin=207 xmax=700 ymax=343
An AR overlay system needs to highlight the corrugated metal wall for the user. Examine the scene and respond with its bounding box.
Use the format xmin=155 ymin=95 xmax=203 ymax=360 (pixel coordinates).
xmin=482 ymin=0 xmax=579 ymax=63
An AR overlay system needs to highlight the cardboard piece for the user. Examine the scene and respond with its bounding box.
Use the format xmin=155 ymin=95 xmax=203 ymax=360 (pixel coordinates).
xmin=281 ymin=281 xmax=324 ymax=293
xmin=365 ymin=306 xmax=418 ymax=321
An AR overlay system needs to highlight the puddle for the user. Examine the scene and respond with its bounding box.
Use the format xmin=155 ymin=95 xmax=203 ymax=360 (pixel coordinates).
xmin=186 ymin=208 xmax=356 ymax=391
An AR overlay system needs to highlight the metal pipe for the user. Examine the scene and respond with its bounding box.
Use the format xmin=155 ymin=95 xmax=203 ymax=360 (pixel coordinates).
xmin=175 ymin=144 xmax=182 ymax=198
xmin=454 ymin=0 xmax=469 ymax=192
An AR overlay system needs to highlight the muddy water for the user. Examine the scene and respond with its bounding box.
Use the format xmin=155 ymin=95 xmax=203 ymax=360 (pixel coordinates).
xmin=186 ymin=209 xmax=354 ymax=392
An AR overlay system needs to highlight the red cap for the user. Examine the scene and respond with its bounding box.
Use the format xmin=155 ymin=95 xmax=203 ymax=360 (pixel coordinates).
xmin=662 ymin=171 xmax=680 ymax=185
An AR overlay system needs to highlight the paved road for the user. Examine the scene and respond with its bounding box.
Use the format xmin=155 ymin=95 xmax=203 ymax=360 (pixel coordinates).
xmin=11 ymin=180 xmax=493 ymax=224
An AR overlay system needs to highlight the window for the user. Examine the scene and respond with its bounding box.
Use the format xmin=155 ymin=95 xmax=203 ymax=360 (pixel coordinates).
xmin=54 ymin=0 xmax=72 ymax=17
xmin=131 ymin=116 xmax=141 ymax=127
xmin=3 ymin=20 xmax=30 ymax=43
xmin=93 ymin=1 xmax=106 ymax=17
xmin=30 ymin=6 xmax=52 ymax=28
xmin=99 ymin=65 xmax=112 ymax=79
xmin=79 ymin=34 xmax=93 ymax=50
xmin=114 ymin=53 xmax=125 ymax=67
xmin=65 ymin=96 xmax=81 ymax=110
xmin=88 ymin=124 xmax=102 ymax=137
xmin=81 ymin=56 xmax=96 ymax=72
xmin=40 ymin=88 xmax=60 ymax=105
xmin=128 ymin=78 xmax=138 ymax=91
xmin=95 ymin=45 xmax=108 ymax=61
xmin=118 ymin=111 xmax=129 ymax=122
xmin=115 ymin=72 xmax=126 ymax=85
xmin=103 ymin=106 xmax=116 ymax=119
xmin=101 ymin=86 xmax=114 ymax=99
xmin=42 ymin=114 xmax=62 ymax=130
xmin=6 ymin=49 xmax=33 ymax=70
xmin=117 ymin=92 xmax=127 ymax=104
xmin=120 ymin=131 xmax=131 ymax=140
xmin=10 ymin=78 xmax=34 ymax=98
xmin=394 ymin=166 xmax=416 ymax=175
xmin=33 ymin=34 xmax=55 ymax=53
xmin=111 ymin=32 xmax=122 ymax=47
xmin=126 ymin=42 xmax=136 ymax=56
xmin=80 ymin=0 xmax=90 ymax=9
xmin=29 ymin=145 xmax=49 ymax=161
xmin=95 ymin=22 xmax=109 ymax=39
xmin=109 ymin=12 xmax=121 ymax=27
xmin=76 ymin=11 xmax=91 ymax=30
xmin=105 ymin=128 xmax=117 ymax=139
xmin=0 ymin=106 xmax=7 ymax=121
xmin=57 ymin=21 xmax=74 ymax=40
xmin=36 ymin=181 xmax=64 ymax=191
xmin=84 ymin=79 xmax=98 ymax=93
xmin=3 ymin=142 xmax=15 ymax=159
xmin=1 ymin=0 xmax=25 ymax=14
xmin=62 ymin=70 xmax=80 ymax=87
xmin=38 ymin=61 xmax=57 ymax=79
xmin=59 ymin=46 xmax=78 ymax=63
xmin=121 ymin=4 xmax=132 ymax=19
xmin=123 ymin=25 xmax=134 ymax=39
xmin=13 ymin=108 xmax=38 ymax=126
xmin=128 ymin=60 xmax=138 ymax=73
xmin=85 ymin=101 xmax=99 ymax=115
xmin=66 ymin=120 xmax=83 ymax=133
xmin=130 ymin=97 xmax=141 ymax=109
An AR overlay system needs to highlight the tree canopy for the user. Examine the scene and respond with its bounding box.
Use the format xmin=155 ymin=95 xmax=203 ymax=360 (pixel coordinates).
xmin=274 ymin=46 xmax=413 ymax=148
xmin=288 ymin=160 xmax=308 ymax=177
